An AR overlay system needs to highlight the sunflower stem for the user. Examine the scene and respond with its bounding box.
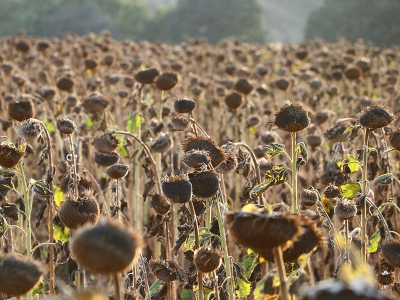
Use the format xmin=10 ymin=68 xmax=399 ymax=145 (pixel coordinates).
xmin=291 ymin=132 xmax=298 ymax=213
xmin=188 ymin=200 xmax=204 ymax=300
xmin=213 ymin=199 xmax=235 ymax=300
xmin=273 ymin=246 xmax=290 ymax=300
xmin=361 ymin=128 xmax=369 ymax=264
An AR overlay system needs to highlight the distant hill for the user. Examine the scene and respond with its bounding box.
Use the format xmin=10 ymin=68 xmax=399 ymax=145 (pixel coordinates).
xmin=139 ymin=0 xmax=324 ymax=43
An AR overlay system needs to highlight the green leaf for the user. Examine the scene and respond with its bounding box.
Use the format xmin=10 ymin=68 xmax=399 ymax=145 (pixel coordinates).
xmin=337 ymin=156 xmax=360 ymax=173
xmin=343 ymin=126 xmax=355 ymax=135
xmin=296 ymin=142 xmax=308 ymax=162
xmin=53 ymin=185 xmax=65 ymax=207
xmin=340 ymin=182 xmax=361 ymax=199
xmin=243 ymin=250 xmax=258 ymax=279
xmin=180 ymin=289 xmax=194 ymax=300
xmin=19 ymin=142 xmax=27 ymax=152
xmin=183 ymin=227 xmax=213 ymax=250
xmin=235 ymin=276 xmax=251 ymax=298
xmin=150 ymin=278 xmax=164 ymax=296
xmin=372 ymin=173 xmax=393 ymax=185
xmin=32 ymin=281 xmax=44 ymax=296
xmin=126 ymin=113 xmax=143 ymax=133
xmin=251 ymin=164 xmax=288 ymax=197
xmin=115 ymin=134 xmax=130 ymax=158
xmin=367 ymin=231 xmax=381 ymax=253
xmin=53 ymin=224 xmax=69 ymax=242
xmin=86 ymin=116 xmax=94 ymax=128
xmin=43 ymin=118 xmax=55 ymax=133
xmin=261 ymin=143 xmax=286 ymax=158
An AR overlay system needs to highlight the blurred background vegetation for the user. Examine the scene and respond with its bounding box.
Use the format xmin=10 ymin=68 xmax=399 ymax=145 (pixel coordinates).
xmin=0 ymin=0 xmax=399 ymax=46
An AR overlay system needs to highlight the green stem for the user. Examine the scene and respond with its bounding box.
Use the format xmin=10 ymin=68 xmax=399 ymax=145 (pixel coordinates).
xmin=273 ymin=246 xmax=290 ymax=300
xmin=188 ymin=200 xmax=204 ymax=300
xmin=361 ymin=128 xmax=369 ymax=264
xmin=213 ymin=200 xmax=235 ymax=300
xmin=291 ymin=132 xmax=298 ymax=213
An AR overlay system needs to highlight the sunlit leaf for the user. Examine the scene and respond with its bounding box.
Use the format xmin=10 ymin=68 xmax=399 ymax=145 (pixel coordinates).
xmin=337 ymin=156 xmax=360 ymax=173
xmin=296 ymin=142 xmax=308 ymax=162
xmin=43 ymin=118 xmax=55 ymax=133
xmin=261 ymin=143 xmax=286 ymax=158
xmin=115 ymin=134 xmax=130 ymax=158
xmin=249 ymin=126 xmax=257 ymax=135
xmin=53 ymin=185 xmax=65 ymax=207
xmin=53 ymin=224 xmax=69 ymax=242
xmin=367 ymin=231 xmax=381 ymax=253
xmin=126 ymin=113 xmax=143 ymax=133
xmin=322 ymin=194 xmax=334 ymax=214
xmin=340 ymin=183 xmax=361 ymax=199
xmin=372 ymin=173 xmax=393 ymax=185
xmin=235 ymin=276 xmax=251 ymax=298
xmin=19 ymin=142 xmax=27 ymax=152
xmin=86 ymin=116 xmax=94 ymax=128
xmin=343 ymin=126 xmax=355 ymax=135
xmin=241 ymin=204 xmax=263 ymax=213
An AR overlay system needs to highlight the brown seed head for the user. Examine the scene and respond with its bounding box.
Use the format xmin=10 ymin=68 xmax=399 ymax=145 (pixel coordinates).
xmin=170 ymin=116 xmax=190 ymax=131
xmin=359 ymin=104 xmax=394 ymax=130
xmin=105 ymin=164 xmax=130 ymax=179
xmin=381 ymin=239 xmax=400 ymax=268
xmin=71 ymin=219 xmax=141 ymax=273
xmin=162 ymin=174 xmax=193 ymax=203
xmin=0 ymin=254 xmax=42 ymax=296
xmin=56 ymin=117 xmax=77 ymax=135
xmin=234 ymin=78 xmax=253 ymax=95
xmin=323 ymin=184 xmax=341 ymax=199
xmin=135 ymin=67 xmax=160 ymax=85
xmin=377 ymin=271 xmax=395 ymax=286
xmin=151 ymin=133 xmax=173 ymax=153
xmin=149 ymin=259 xmax=181 ymax=282
xmin=389 ymin=129 xmax=400 ymax=151
xmin=173 ymin=98 xmax=196 ymax=113
xmin=182 ymin=149 xmax=211 ymax=169
xmin=224 ymin=92 xmax=243 ymax=109
xmin=8 ymin=96 xmax=35 ymax=122
xmin=306 ymin=135 xmax=322 ymax=148
xmin=215 ymin=151 xmax=238 ymax=174
xmin=300 ymin=188 xmax=319 ymax=207
xmin=150 ymin=194 xmax=171 ymax=215
xmin=94 ymin=152 xmax=120 ymax=167
xmin=274 ymin=102 xmax=310 ymax=133
xmin=189 ymin=170 xmax=219 ymax=199
xmin=56 ymin=77 xmax=75 ymax=91
xmin=194 ymin=247 xmax=222 ymax=273
xmin=225 ymin=210 xmax=301 ymax=251
xmin=257 ymin=214 xmax=323 ymax=262
xmin=17 ymin=118 xmax=41 ymax=141
xmin=155 ymin=72 xmax=178 ymax=91
xmin=59 ymin=193 xmax=100 ymax=230
xmin=92 ymin=132 xmax=120 ymax=153
xmin=82 ymin=92 xmax=109 ymax=114
xmin=0 ymin=143 xmax=25 ymax=168
xmin=182 ymin=136 xmax=226 ymax=168
xmin=334 ymin=198 xmax=357 ymax=221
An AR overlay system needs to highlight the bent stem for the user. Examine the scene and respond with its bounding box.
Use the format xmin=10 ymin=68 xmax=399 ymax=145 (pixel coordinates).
xmin=188 ymin=200 xmax=204 ymax=300
xmin=213 ymin=199 xmax=235 ymax=300
xmin=291 ymin=132 xmax=298 ymax=213
xmin=361 ymin=128 xmax=369 ymax=264
xmin=273 ymin=246 xmax=290 ymax=300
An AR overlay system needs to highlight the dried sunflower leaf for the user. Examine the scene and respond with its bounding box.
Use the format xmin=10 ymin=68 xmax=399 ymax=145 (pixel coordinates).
xmin=261 ymin=143 xmax=286 ymax=158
